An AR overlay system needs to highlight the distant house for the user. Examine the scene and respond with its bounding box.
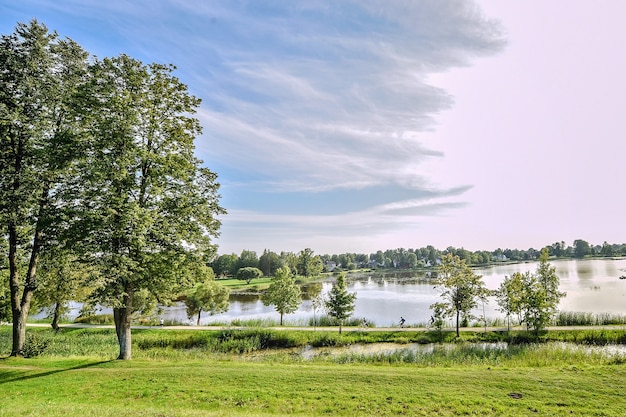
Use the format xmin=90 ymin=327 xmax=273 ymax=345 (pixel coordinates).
xmin=366 ymin=260 xmax=379 ymax=268
xmin=324 ymin=261 xmax=338 ymax=272
xmin=493 ymin=254 xmax=508 ymax=262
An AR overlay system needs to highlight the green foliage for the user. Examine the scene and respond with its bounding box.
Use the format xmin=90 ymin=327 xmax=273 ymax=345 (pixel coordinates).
xmin=494 ymin=271 xmax=525 ymax=331
xmin=74 ymin=314 xmax=115 ymax=325
xmin=184 ymin=280 xmax=229 ymax=325
xmin=263 ymin=267 xmax=302 ymax=325
xmin=235 ymin=266 xmax=263 ymax=284
xmin=297 ymin=248 xmax=323 ymax=278
xmin=431 ymin=254 xmax=489 ymax=336
xmin=573 ymin=239 xmax=591 ymax=258
xmin=523 ymin=249 xmax=565 ymax=334
xmin=236 ymin=250 xmax=259 ymax=271
xmin=555 ymin=311 xmax=626 ymax=326
xmin=258 ymin=249 xmax=282 ymax=276
xmin=325 ymin=272 xmax=356 ymax=333
xmin=22 ymin=332 xmax=52 ymax=358
xmin=212 ymin=253 xmax=238 ymax=277
xmin=0 ymin=20 xmax=90 ymax=356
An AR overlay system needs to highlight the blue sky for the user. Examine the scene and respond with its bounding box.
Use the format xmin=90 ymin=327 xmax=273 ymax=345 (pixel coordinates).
xmin=2 ymin=1 xmax=625 ymax=255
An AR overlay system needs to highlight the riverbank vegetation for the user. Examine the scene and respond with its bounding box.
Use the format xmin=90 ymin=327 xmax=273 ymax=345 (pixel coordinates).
xmin=3 ymin=326 xmax=626 ymax=360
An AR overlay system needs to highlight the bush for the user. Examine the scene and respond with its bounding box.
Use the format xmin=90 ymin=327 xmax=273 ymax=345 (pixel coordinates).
xmin=23 ymin=332 xmax=51 ymax=358
xmin=75 ymin=314 xmax=114 ymax=325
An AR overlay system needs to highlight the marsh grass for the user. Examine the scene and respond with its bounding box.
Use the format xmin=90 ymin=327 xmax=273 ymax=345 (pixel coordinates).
xmin=3 ymin=325 xmax=626 ymax=364
xmin=332 ymin=342 xmax=626 ymax=367
xmin=555 ymin=311 xmax=626 ymax=326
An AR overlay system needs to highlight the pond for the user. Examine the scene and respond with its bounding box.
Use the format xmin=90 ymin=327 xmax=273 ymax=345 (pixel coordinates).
xmin=173 ymin=258 xmax=626 ymax=326
xmin=44 ymin=258 xmax=626 ymax=327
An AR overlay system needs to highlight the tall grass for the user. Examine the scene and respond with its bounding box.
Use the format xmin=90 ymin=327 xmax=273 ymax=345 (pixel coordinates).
xmin=3 ymin=325 xmax=626 ymax=364
xmin=555 ymin=311 xmax=626 ymax=326
xmin=331 ymin=342 xmax=626 ymax=366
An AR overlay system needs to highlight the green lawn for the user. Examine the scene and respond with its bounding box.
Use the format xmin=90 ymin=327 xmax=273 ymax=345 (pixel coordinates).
xmin=1 ymin=326 xmax=625 ymax=416
xmin=1 ymin=357 xmax=624 ymax=416
xmin=217 ymin=277 xmax=275 ymax=291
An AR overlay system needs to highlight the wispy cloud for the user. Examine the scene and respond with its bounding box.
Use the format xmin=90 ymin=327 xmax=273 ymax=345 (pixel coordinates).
xmin=1 ymin=0 xmax=505 ymax=253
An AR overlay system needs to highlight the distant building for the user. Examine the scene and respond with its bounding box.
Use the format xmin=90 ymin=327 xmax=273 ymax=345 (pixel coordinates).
xmin=324 ymin=261 xmax=338 ymax=272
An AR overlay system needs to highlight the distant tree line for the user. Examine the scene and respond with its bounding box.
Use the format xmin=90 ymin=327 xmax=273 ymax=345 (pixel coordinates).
xmin=213 ymin=239 xmax=626 ymax=279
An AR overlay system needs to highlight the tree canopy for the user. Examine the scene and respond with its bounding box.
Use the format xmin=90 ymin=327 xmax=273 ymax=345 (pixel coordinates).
xmin=1 ymin=21 xmax=225 ymax=359
xmin=325 ymin=272 xmax=356 ymax=334
xmin=263 ymin=267 xmax=301 ymax=325
xmin=184 ymin=279 xmax=229 ymax=326
xmin=0 ymin=20 xmax=90 ymax=356
xmin=431 ymin=254 xmax=489 ymax=337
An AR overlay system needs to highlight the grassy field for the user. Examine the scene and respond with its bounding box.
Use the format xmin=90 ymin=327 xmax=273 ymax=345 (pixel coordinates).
xmin=1 ymin=326 xmax=625 ymax=416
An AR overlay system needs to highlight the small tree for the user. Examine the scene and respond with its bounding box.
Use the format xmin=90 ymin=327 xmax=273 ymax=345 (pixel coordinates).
xmin=34 ymin=247 xmax=94 ymax=331
xmin=235 ymin=267 xmax=263 ymax=284
xmin=430 ymin=302 xmax=447 ymax=340
xmin=430 ymin=254 xmax=488 ymax=337
xmin=522 ymin=248 xmax=565 ymax=334
xmin=263 ymin=267 xmax=301 ymax=325
xmin=325 ymin=272 xmax=356 ymax=334
xmin=494 ymin=272 xmax=525 ymax=332
xmin=184 ymin=280 xmax=229 ymax=326
xmin=494 ymin=249 xmax=565 ymax=335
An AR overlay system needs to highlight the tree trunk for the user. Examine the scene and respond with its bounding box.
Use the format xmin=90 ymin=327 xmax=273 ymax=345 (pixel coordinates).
xmin=113 ymin=284 xmax=134 ymax=360
xmin=196 ymin=310 xmax=202 ymax=326
xmin=339 ymin=319 xmax=343 ymax=334
xmin=455 ymin=310 xmax=460 ymax=337
xmin=9 ymin=221 xmax=24 ymax=357
xmin=51 ymin=302 xmax=61 ymax=332
xmin=11 ymin=309 xmax=29 ymax=357
xmin=280 ymin=312 xmax=283 ymax=326
xmin=9 ymin=219 xmax=42 ymax=356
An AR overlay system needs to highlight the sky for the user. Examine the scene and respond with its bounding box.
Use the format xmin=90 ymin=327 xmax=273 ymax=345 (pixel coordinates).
xmin=2 ymin=0 xmax=625 ymax=256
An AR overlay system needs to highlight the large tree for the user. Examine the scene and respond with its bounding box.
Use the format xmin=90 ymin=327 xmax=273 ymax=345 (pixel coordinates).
xmin=431 ymin=253 xmax=488 ymax=337
xmin=297 ymin=248 xmax=323 ymax=278
xmin=258 ymin=249 xmax=281 ymax=276
xmin=236 ymin=267 xmax=263 ymax=284
xmin=72 ymin=54 xmax=224 ymax=359
xmin=263 ymin=266 xmax=301 ymax=325
xmin=325 ymin=272 xmax=356 ymax=334
xmin=0 ymin=21 xmax=89 ymax=356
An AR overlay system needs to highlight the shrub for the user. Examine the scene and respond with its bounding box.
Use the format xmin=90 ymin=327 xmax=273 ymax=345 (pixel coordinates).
xmin=75 ymin=314 xmax=114 ymax=325
xmin=23 ymin=332 xmax=51 ymax=358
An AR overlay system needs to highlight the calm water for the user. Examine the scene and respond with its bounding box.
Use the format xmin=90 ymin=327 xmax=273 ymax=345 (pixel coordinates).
xmin=167 ymin=258 xmax=626 ymax=326
xmin=46 ymin=258 xmax=626 ymax=326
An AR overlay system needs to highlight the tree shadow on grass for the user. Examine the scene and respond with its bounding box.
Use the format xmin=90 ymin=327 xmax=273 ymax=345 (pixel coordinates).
xmin=0 ymin=358 xmax=114 ymax=384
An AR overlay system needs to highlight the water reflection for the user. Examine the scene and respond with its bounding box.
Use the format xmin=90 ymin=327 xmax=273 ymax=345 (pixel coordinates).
xmin=41 ymin=258 xmax=626 ymax=326
xmin=199 ymin=258 xmax=625 ymax=327
xmin=299 ymin=341 xmax=626 ymax=360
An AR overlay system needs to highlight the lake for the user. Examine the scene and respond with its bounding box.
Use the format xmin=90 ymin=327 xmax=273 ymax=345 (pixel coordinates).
xmin=163 ymin=258 xmax=626 ymax=326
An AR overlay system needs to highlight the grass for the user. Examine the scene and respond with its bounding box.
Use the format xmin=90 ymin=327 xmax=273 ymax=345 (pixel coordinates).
xmin=216 ymin=277 xmax=275 ymax=292
xmin=555 ymin=311 xmax=626 ymax=326
xmin=1 ymin=354 xmax=625 ymax=416
xmin=2 ymin=326 xmax=626 ymax=415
